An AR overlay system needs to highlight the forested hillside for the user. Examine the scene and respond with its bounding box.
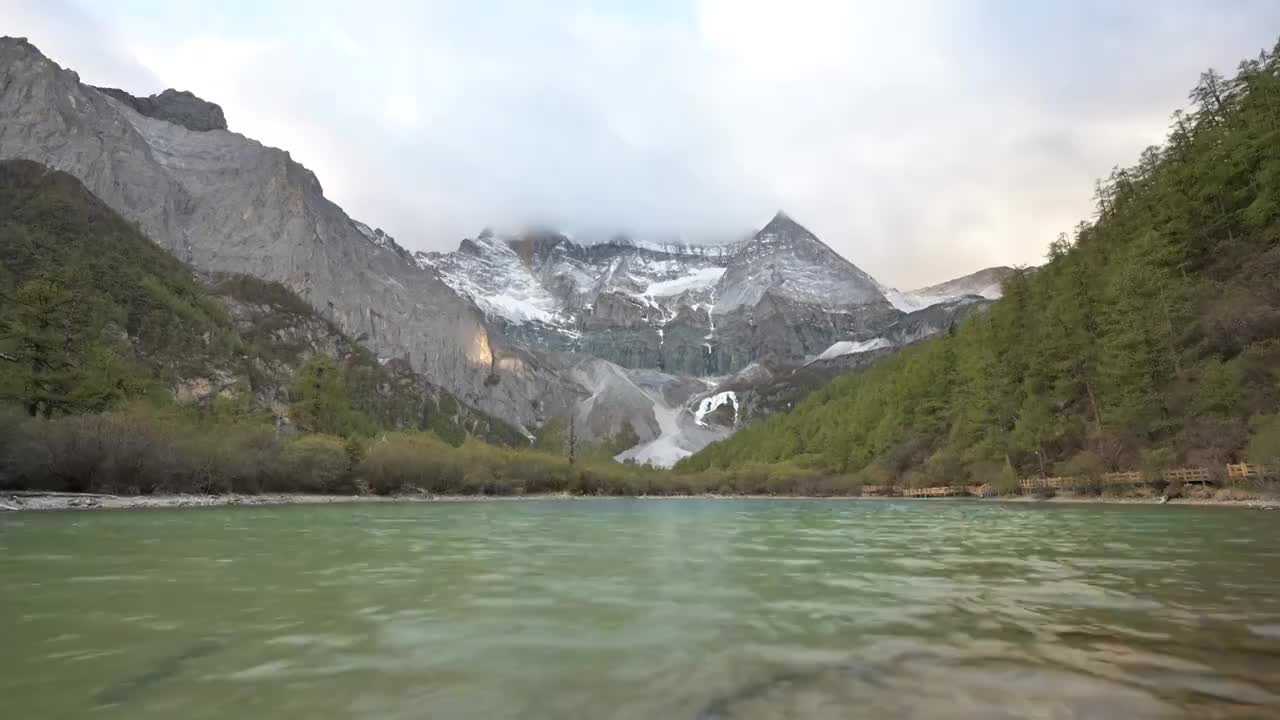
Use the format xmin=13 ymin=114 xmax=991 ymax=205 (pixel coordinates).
xmin=678 ymin=45 xmax=1280 ymax=484
xmin=0 ymin=159 xmax=523 ymax=446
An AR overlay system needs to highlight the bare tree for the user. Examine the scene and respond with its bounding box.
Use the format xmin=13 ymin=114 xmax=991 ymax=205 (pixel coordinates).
xmin=567 ymin=406 xmax=577 ymax=465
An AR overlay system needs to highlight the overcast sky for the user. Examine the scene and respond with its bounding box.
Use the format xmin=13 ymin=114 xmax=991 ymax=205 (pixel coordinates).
xmin=7 ymin=1 xmax=1280 ymax=288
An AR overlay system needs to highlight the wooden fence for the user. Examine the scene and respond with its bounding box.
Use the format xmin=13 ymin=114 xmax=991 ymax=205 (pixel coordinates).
xmin=1018 ymin=476 xmax=1076 ymax=490
xmin=1018 ymin=466 xmax=1215 ymax=492
xmin=1104 ymin=470 xmax=1144 ymax=485
xmin=899 ymin=484 xmax=994 ymax=498
xmin=884 ymin=464 xmax=1270 ymax=499
xmin=1162 ymin=467 xmax=1212 ymax=483
xmin=1227 ymin=463 xmax=1272 ymax=480
xmin=902 ymin=486 xmax=965 ymax=498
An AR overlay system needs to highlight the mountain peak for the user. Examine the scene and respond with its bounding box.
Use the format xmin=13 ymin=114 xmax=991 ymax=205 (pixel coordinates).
xmin=753 ymin=211 xmax=828 ymax=253
xmin=713 ymin=212 xmax=892 ymax=314
xmin=93 ymin=86 xmax=227 ymax=132
xmin=761 ymin=210 xmax=805 ymax=234
xmin=0 ymin=36 xmax=39 ymax=57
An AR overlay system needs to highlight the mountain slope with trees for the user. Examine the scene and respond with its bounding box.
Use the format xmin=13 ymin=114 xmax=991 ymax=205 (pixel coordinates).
xmin=677 ymin=44 xmax=1280 ymax=484
xmin=0 ymin=159 xmax=524 ymax=446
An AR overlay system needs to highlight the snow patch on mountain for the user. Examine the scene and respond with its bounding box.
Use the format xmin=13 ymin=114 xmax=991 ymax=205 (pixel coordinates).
xmin=421 ymin=231 xmax=573 ymax=329
xmin=811 ymin=337 xmax=891 ymax=362
xmin=615 ymin=402 xmax=688 ymax=467
xmin=482 ymin=294 xmax=560 ymax=325
xmin=694 ymin=390 xmax=738 ymax=427
xmin=881 ymin=267 xmax=1013 ymax=312
xmin=642 ymin=266 xmax=726 ymax=298
xmin=880 ymin=287 xmax=934 ymax=313
xmin=885 ymin=283 xmax=1003 ymax=312
xmin=606 ymin=370 xmax=732 ymax=467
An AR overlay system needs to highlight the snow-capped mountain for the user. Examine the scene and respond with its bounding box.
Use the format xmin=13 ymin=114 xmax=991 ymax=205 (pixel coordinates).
xmin=415 ymin=216 xmax=1010 ymax=467
xmin=0 ymin=36 xmax=1016 ymax=467
xmin=417 ymin=227 xmax=737 ymax=357
xmin=421 ymin=211 xmax=1003 ymax=383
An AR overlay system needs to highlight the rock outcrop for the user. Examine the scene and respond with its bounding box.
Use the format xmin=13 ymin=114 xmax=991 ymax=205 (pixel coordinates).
xmin=92 ymin=86 xmax=228 ymax=132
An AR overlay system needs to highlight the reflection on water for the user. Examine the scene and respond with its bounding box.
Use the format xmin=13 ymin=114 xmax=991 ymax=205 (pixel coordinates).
xmin=2 ymin=500 xmax=1279 ymax=719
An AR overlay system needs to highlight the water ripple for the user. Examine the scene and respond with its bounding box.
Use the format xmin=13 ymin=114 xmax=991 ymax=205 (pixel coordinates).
xmin=2 ymin=499 xmax=1278 ymax=719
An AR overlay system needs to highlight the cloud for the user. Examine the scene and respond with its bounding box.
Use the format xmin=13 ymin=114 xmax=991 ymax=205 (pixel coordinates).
xmin=2 ymin=0 xmax=158 ymax=90
xmin=6 ymin=0 xmax=1280 ymax=287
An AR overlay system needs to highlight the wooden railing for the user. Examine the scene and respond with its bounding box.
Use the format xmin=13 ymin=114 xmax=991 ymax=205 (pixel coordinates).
xmin=883 ymin=463 xmax=1270 ymax=500
xmin=1104 ymin=470 xmax=1144 ymax=485
xmin=1162 ymin=467 xmax=1211 ymax=483
xmin=1019 ymin=467 xmax=1214 ymax=492
xmin=1018 ymin=476 xmax=1076 ymax=490
xmin=1227 ymin=463 xmax=1271 ymax=479
xmin=902 ymin=486 xmax=965 ymax=498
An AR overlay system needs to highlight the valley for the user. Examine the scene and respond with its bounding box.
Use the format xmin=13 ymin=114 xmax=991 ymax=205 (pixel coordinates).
xmin=0 ymin=35 xmax=1006 ymax=465
xmin=2 ymin=33 xmax=1278 ymax=490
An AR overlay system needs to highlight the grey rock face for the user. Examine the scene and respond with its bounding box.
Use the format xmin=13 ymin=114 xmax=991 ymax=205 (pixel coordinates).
xmin=0 ymin=36 xmax=571 ymax=432
xmin=706 ymin=292 xmax=900 ymax=374
xmin=880 ymin=297 xmax=993 ymax=346
xmin=93 ymin=86 xmax=228 ymax=132
xmin=422 ymin=229 xmax=735 ymax=375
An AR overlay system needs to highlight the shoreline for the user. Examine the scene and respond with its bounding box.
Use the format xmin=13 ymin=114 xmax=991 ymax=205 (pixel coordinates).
xmin=2 ymin=490 xmax=1276 ymax=512
xmin=991 ymin=493 xmax=1276 ymax=508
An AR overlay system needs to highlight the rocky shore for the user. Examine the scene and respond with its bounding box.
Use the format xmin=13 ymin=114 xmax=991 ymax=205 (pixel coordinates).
xmin=2 ymin=490 xmax=1276 ymax=512
xmin=995 ymin=493 xmax=1278 ymax=509
xmin=0 ymin=491 xmax=490 ymax=512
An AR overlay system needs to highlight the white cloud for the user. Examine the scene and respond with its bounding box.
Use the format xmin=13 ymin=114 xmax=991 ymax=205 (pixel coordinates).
xmin=383 ymin=93 xmax=419 ymax=128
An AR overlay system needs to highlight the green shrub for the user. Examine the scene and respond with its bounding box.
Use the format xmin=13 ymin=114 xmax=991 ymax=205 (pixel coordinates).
xmin=357 ymin=432 xmax=465 ymax=494
xmin=278 ymin=434 xmax=351 ymax=494
xmin=1057 ymin=451 xmax=1105 ymax=481
xmin=1247 ymin=414 xmax=1280 ymax=468
xmin=1139 ymin=447 xmax=1177 ymax=481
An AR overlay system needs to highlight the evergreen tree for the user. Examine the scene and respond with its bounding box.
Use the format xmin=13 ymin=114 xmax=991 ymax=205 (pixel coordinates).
xmin=0 ymin=280 xmax=84 ymax=417
xmin=289 ymin=356 xmax=374 ymax=436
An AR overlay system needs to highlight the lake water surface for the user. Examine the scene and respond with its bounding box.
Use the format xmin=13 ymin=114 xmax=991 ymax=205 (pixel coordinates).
xmin=3 ymin=499 xmax=1279 ymax=719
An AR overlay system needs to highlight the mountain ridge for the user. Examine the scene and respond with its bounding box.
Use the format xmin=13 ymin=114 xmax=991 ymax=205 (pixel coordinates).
xmin=424 ymin=213 xmax=1006 ymax=378
xmin=0 ymin=35 xmax=1012 ymax=464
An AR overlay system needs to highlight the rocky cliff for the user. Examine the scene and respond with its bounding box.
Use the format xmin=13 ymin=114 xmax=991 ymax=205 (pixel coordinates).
xmin=0 ymin=36 xmax=571 ymax=433
xmin=92 ymin=86 xmax=228 ymax=132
